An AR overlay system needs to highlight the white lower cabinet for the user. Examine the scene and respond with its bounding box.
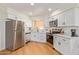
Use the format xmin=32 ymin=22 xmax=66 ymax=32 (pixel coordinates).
xmin=53 ymin=36 xmax=61 ymax=51
xmin=31 ymin=33 xmax=38 ymax=41
xmin=31 ymin=32 xmax=46 ymax=42
xmin=53 ymin=35 xmax=79 ymax=55
xmin=39 ymin=33 xmax=46 ymax=42
xmin=25 ymin=34 xmax=31 ymax=42
xmin=70 ymin=38 xmax=79 ymax=54
xmin=53 ymin=35 xmax=71 ymax=54
xmin=59 ymin=37 xmax=71 ymax=54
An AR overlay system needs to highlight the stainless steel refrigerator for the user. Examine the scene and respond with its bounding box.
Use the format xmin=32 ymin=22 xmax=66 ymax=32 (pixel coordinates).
xmin=6 ymin=20 xmax=24 ymax=50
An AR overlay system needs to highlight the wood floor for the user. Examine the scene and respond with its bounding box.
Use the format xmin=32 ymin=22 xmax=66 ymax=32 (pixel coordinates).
xmin=0 ymin=42 xmax=60 ymax=55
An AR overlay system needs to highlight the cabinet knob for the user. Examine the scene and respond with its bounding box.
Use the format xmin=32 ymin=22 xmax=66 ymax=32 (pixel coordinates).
xmin=63 ymin=39 xmax=66 ymax=41
xmin=58 ymin=42 xmax=61 ymax=45
xmin=34 ymin=35 xmax=36 ymax=37
xmin=55 ymin=37 xmax=57 ymax=38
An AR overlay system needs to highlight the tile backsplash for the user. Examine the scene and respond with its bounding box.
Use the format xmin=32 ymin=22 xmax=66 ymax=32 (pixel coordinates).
xmin=63 ymin=28 xmax=71 ymax=36
xmin=76 ymin=29 xmax=79 ymax=36
xmin=63 ymin=27 xmax=79 ymax=36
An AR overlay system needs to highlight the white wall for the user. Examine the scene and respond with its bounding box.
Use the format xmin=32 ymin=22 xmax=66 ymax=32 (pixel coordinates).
xmin=0 ymin=21 xmax=5 ymax=50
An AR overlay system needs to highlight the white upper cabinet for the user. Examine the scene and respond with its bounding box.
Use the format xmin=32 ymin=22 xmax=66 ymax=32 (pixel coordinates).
xmin=0 ymin=7 xmax=7 ymax=20
xmin=58 ymin=8 xmax=75 ymax=26
xmin=50 ymin=12 xmax=65 ymax=26
xmin=64 ymin=9 xmax=75 ymax=26
xmin=0 ymin=7 xmax=18 ymax=20
xmin=50 ymin=7 xmax=79 ymax=26
xmin=0 ymin=7 xmax=26 ymax=21
xmin=74 ymin=8 xmax=79 ymax=26
xmin=58 ymin=12 xmax=65 ymax=26
xmin=6 ymin=8 xmax=23 ymax=20
xmin=6 ymin=8 xmax=15 ymax=20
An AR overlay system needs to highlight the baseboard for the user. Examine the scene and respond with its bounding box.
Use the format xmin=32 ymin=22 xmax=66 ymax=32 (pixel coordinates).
xmin=0 ymin=48 xmax=6 ymax=51
xmin=25 ymin=41 xmax=30 ymax=44
xmin=0 ymin=49 xmax=12 ymax=55
xmin=0 ymin=49 xmax=6 ymax=52
xmin=30 ymin=41 xmax=47 ymax=43
xmin=53 ymin=48 xmax=63 ymax=55
xmin=46 ymin=42 xmax=62 ymax=55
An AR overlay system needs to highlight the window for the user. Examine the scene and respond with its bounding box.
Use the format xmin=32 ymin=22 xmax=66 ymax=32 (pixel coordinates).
xmin=33 ymin=20 xmax=44 ymax=29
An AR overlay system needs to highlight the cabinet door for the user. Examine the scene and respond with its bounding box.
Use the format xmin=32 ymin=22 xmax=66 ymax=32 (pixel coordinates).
xmin=71 ymin=38 xmax=79 ymax=54
xmin=58 ymin=9 xmax=75 ymax=26
xmin=53 ymin=36 xmax=58 ymax=48
xmin=53 ymin=36 xmax=61 ymax=51
xmin=58 ymin=12 xmax=65 ymax=26
xmin=25 ymin=34 xmax=31 ymax=41
xmin=54 ymin=36 xmax=71 ymax=54
xmin=64 ymin=9 xmax=75 ymax=26
xmin=60 ymin=37 xmax=71 ymax=54
xmin=31 ymin=33 xmax=37 ymax=41
xmin=54 ymin=15 xmax=58 ymax=20
xmin=75 ymin=8 xmax=79 ymax=26
xmin=17 ymin=15 xmax=22 ymax=21
xmin=39 ymin=33 xmax=46 ymax=42
xmin=7 ymin=13 xmax=17 ymax=20
xmin=31 ymin=33 xmax=38 ymax=42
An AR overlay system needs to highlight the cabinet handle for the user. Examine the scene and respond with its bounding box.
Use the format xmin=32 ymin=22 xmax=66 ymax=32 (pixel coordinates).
xmin=34 ymin=35 xmax=36 ymax=37
xmin=58 ymin=42 xmax=61 ymax=45
xmin=63 ymin=39 xmax=66 ymax=41
xmin=55 ymin=37 xmax=57 ymax=38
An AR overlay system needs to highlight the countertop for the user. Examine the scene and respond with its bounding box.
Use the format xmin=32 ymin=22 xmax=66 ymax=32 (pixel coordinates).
xmin=25 ymin=32 xmax=31 ymax=34
xmin=53 ymin=34 xmax=79 ymax=38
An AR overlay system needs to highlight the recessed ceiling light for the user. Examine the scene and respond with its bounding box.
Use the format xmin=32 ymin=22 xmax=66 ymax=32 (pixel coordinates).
xmin=30 ymin=3 xmax=34 ymax=6
xmin=48 ymin=8 xmax=52 ymax=11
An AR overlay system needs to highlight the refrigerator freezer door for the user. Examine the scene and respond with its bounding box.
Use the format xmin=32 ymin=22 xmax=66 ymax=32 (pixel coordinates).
xmin=14 ymin=21 xmax=24 ymax=50
xmin=6 ymin=20 xmax=24 ymax=50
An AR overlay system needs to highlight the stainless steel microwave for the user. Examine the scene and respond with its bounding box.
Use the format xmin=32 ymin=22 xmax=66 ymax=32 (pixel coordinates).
xmin=49 ymin=19 xmax=58 ymax=27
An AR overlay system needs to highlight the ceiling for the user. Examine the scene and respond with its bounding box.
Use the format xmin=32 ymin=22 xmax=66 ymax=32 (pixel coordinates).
xmin=0 ymin=3 xmax=77 ymax=17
